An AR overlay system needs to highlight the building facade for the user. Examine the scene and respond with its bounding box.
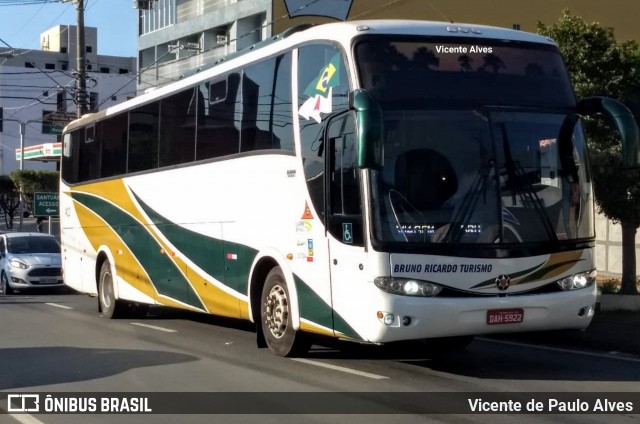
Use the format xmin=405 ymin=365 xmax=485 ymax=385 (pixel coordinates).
xmin=137 ymin=0 xmax=271 ymax=92
xmin=0 ymin=25 xmax=136 ymax=174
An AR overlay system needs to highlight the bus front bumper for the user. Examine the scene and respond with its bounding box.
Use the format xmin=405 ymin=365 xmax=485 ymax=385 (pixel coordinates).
xmin=362 ymin=284 xmax=597 ymax=343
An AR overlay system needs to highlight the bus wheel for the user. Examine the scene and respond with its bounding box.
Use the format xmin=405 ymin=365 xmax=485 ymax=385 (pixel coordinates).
xmin=260 ymin=267 xmax=309 ymax=357
xmin=98 ymin=260 xmax=124 ymax=319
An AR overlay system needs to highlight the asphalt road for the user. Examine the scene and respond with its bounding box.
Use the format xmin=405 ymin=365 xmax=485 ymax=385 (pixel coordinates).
xmin=1 ymin=290 xmax=639 ymax=424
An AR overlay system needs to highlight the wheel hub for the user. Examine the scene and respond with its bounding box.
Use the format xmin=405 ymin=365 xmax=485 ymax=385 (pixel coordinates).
xmin=264 ymin=284 xmax=289 ymax=339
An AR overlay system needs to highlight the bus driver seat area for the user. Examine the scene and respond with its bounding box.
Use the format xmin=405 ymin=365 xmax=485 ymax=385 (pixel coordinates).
xmin=393 ymin=148 xmax=458 ymax=212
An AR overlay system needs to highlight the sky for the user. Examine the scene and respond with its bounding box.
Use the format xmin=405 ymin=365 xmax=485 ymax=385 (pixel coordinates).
xmin=0 ymin=0 xmax=138 ymax=57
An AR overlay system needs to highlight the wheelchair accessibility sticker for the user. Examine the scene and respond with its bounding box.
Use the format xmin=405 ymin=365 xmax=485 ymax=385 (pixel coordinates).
xmin=342 ymin=223 xmax=353 ymax=244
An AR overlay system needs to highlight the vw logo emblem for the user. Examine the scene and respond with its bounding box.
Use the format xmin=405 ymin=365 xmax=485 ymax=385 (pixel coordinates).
xmin=495 ymin=274 xmax=511 ymax=291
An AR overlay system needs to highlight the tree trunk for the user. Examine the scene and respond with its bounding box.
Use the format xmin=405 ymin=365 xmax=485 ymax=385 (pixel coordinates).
xmin=620 ymin=221 xmax=639 ymax=295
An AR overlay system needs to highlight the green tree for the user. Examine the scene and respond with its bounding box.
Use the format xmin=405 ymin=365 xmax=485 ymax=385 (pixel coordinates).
xmin=538 ymin=10 xmax=640 ymax=294
xmin=9 ymin=170 xmax=60 ymax=217
xmin=0 ymin=175 xmax=19 ymax=229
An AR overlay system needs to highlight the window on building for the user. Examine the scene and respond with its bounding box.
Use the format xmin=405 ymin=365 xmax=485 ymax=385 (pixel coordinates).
xmin=100 ymin=67 xmax=110 ymax=73
xmin=89 ymin=92 xmax=99 ymax=112
xmin=86 ymin=46 xmax=93 ymax=53
xmin=140 ymin=0 xmax=176 ymax=35
xmin=25 ymin=62 xmax=35 ymax=68
xmin=45 ymin=63 xmax=55 ymax=70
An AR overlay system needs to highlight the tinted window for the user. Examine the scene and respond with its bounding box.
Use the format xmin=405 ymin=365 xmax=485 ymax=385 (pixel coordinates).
xmin=128 ymin=102 xmax=159 ymax=173
xmin=356 ymin=38 xmax=575 ymax=109
xmin=241 ymin=53 xmax=294 ymax=152
xmin=7 ymin=237 xmax=60 ymax=254
xmin=78 ymin=124 xmax=101 ymax=182
xmin=100 ymin=113 xmax=128 ymax=178
xmin=160 ymin=89 xmax=197 ymax=167
xmin=196 ymin=73 xmax=241 ymax=160
xmin=62 ymin=131 xmax=80 ymax=184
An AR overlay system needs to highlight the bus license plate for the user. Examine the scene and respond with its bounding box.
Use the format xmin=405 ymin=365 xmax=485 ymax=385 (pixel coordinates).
xmin=487 ymin=308 xmax=524 ymax=325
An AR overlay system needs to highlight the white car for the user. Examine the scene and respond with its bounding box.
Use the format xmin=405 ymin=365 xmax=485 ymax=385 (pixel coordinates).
xmin=0 ymin=232 xmax=63 ymax=295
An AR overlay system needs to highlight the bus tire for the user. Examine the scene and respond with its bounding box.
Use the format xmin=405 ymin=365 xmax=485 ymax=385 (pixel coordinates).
xmin=260 ymin=267 xmax=309 ymax=357
xmin=98 ymin=260 xmax=125 ymax=319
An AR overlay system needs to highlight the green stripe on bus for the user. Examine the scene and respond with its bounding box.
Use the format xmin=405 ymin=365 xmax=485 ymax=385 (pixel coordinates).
xmin=293 ymin=274 xmax=361 ymax=340
xmin=72 ymin=192 xmax=205 ymax=310
xmin=132 ymin=191 xmax=257 ymax=294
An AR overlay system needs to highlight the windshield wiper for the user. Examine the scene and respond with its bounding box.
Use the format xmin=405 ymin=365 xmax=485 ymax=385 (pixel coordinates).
xmin=442 ymin=160 xmax=493 ymax=244
xmin=499 ymin=123 xmax=558 ymax=242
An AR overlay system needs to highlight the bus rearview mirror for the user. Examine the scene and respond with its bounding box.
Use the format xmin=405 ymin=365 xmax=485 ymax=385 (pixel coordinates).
xmin=578 ymin=96 xmax=640 ymax=168
xmin=350 ymin=89 xmax=383 ymax=169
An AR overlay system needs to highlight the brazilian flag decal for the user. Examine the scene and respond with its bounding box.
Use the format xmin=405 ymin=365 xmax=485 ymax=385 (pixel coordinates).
xmin=298 ymin=53 xmax=342 ymax=123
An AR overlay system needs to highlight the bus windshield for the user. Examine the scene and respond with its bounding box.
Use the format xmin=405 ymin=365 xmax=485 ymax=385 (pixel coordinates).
xmin=355 ymin=38 xmax=593 ymax=246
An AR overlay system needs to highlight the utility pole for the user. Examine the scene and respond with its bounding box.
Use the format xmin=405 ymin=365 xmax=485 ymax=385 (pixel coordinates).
xmin=75 ymin=0 xmax=88 ymax=118
xmin=3 ymin=118 xmax=39 ymax=231
xmin=64 ymin=0 xmax=88 ymax=118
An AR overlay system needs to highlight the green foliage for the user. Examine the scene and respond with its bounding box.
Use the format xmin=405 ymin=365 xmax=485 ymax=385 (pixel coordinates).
xmin=9 ymin=170 xmax=60 ymax=213
xmin=0 ymin=175 xmax=19 ymax=229
xmin=538 ymin=10 xmax=640 ymax=294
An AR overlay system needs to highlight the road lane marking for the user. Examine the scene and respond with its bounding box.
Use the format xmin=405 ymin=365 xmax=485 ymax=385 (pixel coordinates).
xmin=292 ymin=358 xmax=389 ymax=379
xmin=130 ymin=322 xmax=177 ymax=333
xmin=7 ymin=413 xmax=46 ymax=424
xmin=480 ymin=337 xmax=640 ymax=363
xmin=45 ymin=303 xmax=73 ymax=310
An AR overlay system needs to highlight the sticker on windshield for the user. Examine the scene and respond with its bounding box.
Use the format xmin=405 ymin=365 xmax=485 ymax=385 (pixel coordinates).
xmin=298 ymin=53 xmax=341 ymax=124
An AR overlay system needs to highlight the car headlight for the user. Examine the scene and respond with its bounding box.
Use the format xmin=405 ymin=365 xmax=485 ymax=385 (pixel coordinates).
xmin=556 ymin=270 xmax=596 ymax=291
xmin=374 ymin=277 xmax=442 ymax=297
xmin=9 ymin=259 xmax=28 ymax=269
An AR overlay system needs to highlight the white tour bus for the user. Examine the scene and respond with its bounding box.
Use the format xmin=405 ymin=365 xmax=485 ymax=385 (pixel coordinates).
xmin=60 ymin=20 xmax=640 ymax=356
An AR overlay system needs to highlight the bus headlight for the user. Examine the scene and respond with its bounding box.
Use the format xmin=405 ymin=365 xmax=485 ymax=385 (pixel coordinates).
xmin=556 ymin=270 xmax=596 ymax=291
xmin=374 ymin=277 xmax=442 ymax=297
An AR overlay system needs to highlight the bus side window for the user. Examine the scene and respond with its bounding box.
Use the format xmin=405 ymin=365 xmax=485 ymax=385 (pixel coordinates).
xmin=128 ymin=102 xmax=159 ymax=173
xmin=100 ymin=113 xmax=128 ymax=178
xmin=62 ymin=131 xmax=80 ymax=184
xmin=159 ymin=88 xmax=196 ymax=167
xmin=196 ymin=73 xmax=241 ymax=160
xmin=78 ymin=123 xmax=101 ymax=182
xmin=327 ymin=113 xmax=363 ymax=246
xmin=240 ymin=53 xmax=294 ymax=153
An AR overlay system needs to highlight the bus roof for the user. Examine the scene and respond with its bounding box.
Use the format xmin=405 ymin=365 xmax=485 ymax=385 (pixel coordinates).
xmin=63 ymin=19 xmax=556 ymax=132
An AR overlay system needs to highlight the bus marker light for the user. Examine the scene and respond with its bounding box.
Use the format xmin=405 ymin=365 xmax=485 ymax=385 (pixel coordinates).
xmin=286 ymin=253 xmax=294 ymax=260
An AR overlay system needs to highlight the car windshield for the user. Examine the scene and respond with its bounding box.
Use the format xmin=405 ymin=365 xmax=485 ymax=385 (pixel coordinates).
xmin=7 ymin=237 xmax=61 ymax=254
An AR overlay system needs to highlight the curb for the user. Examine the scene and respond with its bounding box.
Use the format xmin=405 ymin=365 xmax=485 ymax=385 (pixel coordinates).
xmin=598 ymin=294 xmax=640 ymax=312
